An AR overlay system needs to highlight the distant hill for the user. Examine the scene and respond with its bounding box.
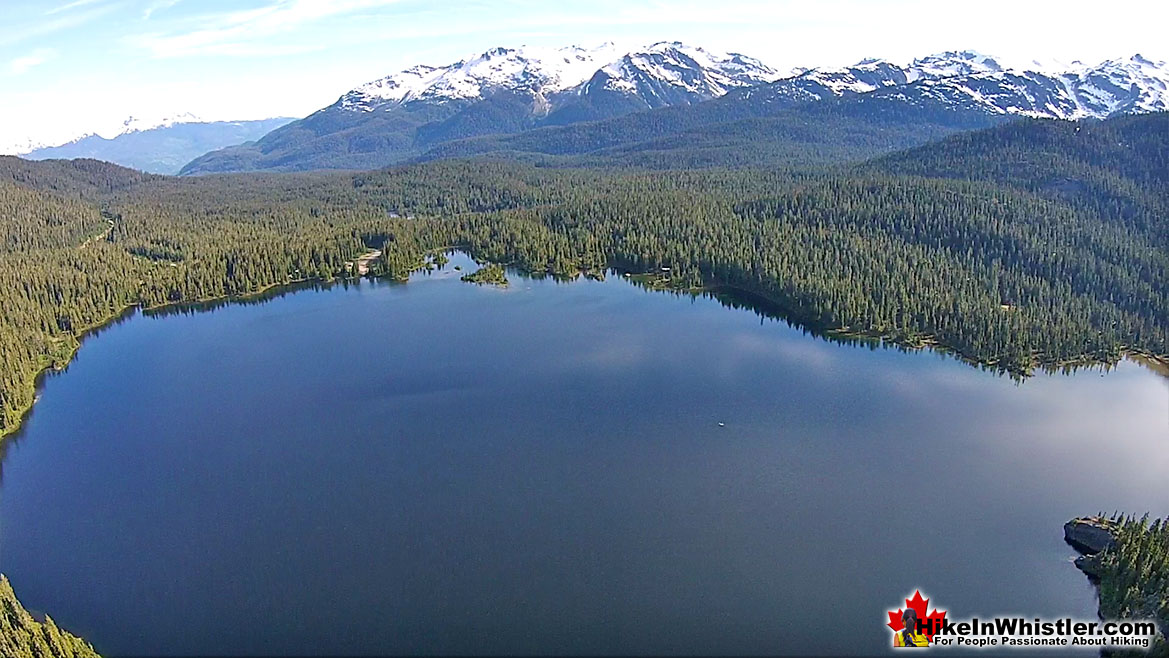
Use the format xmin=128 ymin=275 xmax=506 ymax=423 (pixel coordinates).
xmin=872 ymin=111 xmax=1169 ymax=188
xmin=26 ymin=118 xmax=294 ymax=174
xmin=412 ymin=90 xmax=1010 ymax=169
xmin=870 ymin=112 xmax=1169 ymax=231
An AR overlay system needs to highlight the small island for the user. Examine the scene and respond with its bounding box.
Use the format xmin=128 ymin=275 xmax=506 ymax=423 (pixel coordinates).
xmin=461 ymin=264 xmax=509 ymax=287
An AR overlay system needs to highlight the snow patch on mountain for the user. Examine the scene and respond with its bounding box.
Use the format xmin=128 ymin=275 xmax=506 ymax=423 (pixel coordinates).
xmin=10 ymin=113 xmax=272 ymax=156
xmin=908 ymin=50 xmax=1004 ymax=81
xmin=771 ymin=50 xmax=1169 ymax=120
xmin=341 ymin=43 xmax=627 ymax=110
xmin=340 ymin=41 xmax=780 ymax=113
xmin=1071 ymin=54 xmax=1169 ymax=116
xmin=596 ymin=42 xmax=781 ymax=97
xmin=10 ymin=46 xmax=1168 ymax=157
xmin=109 ymin=112 xmax=203 ymax=138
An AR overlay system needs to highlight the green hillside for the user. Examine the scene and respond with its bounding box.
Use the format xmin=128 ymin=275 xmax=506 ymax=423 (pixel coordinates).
xmin=415 ymin=93 xmax=1006 ymax=168
xmin=4 ymin=113 xmax=1168 ymax=440
xmin=873 ymin=113 xmax=1169 ymax=227
xmin=0 ymin=576 xmax=100 ymax=658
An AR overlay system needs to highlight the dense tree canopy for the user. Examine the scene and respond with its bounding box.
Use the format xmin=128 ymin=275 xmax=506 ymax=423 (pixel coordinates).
xmin=1 ymin=113 xmax=1166 ymax=437
xmin=1092 ymin=515 xmax=1169 ymax=657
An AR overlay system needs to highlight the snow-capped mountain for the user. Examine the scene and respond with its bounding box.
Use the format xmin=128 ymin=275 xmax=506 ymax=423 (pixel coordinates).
xmin=5 ymin=113 xmax=212 ymax=157
xmin=580 ymin=42 xmax=783 ymax=109
xmin=338 ymin=41 xmax=782 ymax=116
xmin=747 ymin=50 xmax=1169 ymax=120
xmin=180 ymin=41 xmax=785 ymax=174
xmin=180 ymin=44 xmax=1169 ymax=175
xmin=4 ymin=137 xmax=53 ymax=156
xmin=340 ymin=43 xmax=626 ymax=111
xmin=908 ymin=50 xmax=1006 ymax=80
xmin=110 ymin=112 xmax=204 ymax=137
xmin=24 ymin=117 xmax=295 ymax=174
xmin=1067 ymin=54 xmax=1169 ymax=117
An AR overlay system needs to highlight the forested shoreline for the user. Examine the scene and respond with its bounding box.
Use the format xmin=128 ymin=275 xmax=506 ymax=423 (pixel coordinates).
xmin=2 ymin=113 xmax=1167 ymax=440
xmin=1069 ymin=515 xmax=1169 ymax=657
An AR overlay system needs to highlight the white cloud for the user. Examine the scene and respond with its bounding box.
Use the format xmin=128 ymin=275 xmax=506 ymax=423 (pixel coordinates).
xmin=142 ymin=0 xmax=181 ymax=20
xmin=9 ymin=48 xmax=56 ymax=75
xmin=3 ymin=0 xmax=1168 ymax=153
xmin=728 ymin=332 xmax=838 ymax=373
xmin=129 ymin=0 xmax=403 ymax=58
xmin=0 ymin=2 xmax=118 ymax=47
xmin=46 ymin=0 xmax=106 ymax=15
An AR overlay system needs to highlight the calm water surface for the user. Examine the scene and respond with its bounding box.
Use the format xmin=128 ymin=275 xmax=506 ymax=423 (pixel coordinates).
xmin=1 ymin=252 xmax=1166 ymax=655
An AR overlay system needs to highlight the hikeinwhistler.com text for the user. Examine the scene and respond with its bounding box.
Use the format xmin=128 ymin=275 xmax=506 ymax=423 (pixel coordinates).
xmin=920 ymin=616 xmax=1159 ymax=650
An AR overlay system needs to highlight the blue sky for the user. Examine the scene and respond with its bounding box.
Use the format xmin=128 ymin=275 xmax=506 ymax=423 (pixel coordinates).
xmin=3 ymin=0 xmax=1167 ymax=152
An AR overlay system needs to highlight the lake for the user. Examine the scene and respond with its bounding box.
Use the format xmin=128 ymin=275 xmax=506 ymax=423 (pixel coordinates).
xmin=1 ymin=251 xmax=1166 ymax=656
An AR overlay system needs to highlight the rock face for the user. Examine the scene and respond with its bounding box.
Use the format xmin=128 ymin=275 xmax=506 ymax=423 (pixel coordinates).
xmin=1072 ymin=553 xmax=1104 ymax=579
xmin=1065 ymin=516 xmax=1119 ymax=556
xmin=1065 ymin=516 xmax=1119 ymax=580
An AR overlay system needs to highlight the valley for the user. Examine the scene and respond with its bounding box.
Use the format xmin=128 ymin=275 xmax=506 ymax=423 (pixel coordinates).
xmin=3 ymin=252 xmax=1166 ymax=655
xmin=1 ymin=19 xmax=1168 ymax=656
xmin=3 ymin=112 xmax=1167 ymax=438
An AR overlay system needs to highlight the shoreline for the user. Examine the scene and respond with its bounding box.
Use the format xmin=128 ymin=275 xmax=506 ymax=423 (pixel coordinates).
xmin=2 ymin=258 xmax=1166 ymax=444
xmin=0 ymin=272 xmax=340 ymax=443
xmin=1065 ymin=516 xmax=1168 ymax=654
xmin=627 ymin=275 xmax=1166 ymax=380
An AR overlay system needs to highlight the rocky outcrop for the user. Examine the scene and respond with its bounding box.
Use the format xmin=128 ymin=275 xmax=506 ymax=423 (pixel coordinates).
xmin=1072 ymin=553 xmax=1104 ymax=579
xmin=1065 ymin=516 xmax=1119 ymax=555
xmin=1065 ymin=516 xmax=1119 ymax=580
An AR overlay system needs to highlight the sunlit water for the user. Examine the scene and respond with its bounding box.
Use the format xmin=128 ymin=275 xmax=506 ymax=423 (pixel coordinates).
xmin=2 ymin=252 xmax=1166 ymax=655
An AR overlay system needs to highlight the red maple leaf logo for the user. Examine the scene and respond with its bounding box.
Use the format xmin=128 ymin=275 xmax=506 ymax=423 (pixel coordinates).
xmin=887 ymin=590 xmax=947 ymax=641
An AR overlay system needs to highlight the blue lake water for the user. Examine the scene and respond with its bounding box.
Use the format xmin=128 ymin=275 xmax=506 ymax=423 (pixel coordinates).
xmin=1 ymin=252 xmax=1167 ymax=655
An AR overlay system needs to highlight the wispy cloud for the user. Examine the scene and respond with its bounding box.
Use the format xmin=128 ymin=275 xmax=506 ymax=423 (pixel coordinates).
xmin=129 ymin=0 xmax=403 ymax=58
xmin=0 ymin=3 xmax=118 ymax=46
xmin=45 ymin=0 xmax=105 ymax=15
xmin=142 ymin=0 xmax=181 ymax=20
xmin=9 ymin=48 xmax=57 ymax=75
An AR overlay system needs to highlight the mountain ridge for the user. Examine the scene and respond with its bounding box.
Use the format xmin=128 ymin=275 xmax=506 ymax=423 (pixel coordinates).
xmin=25 ymin=118 xmax=296 ymax=174
xmin=179 ymin=45 xmax=1169 ymax=175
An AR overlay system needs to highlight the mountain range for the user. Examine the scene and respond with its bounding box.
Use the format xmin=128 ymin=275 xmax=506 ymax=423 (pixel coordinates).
xmin=117 ymin=43 xmax=1168 ymax=175
xmin=774 ymin=50 xmax=1169 ymax=118
xmin=23 ymin=117 xmax=295 ymax=174
xmin=181 ymin=41 xmax=788 ymax=173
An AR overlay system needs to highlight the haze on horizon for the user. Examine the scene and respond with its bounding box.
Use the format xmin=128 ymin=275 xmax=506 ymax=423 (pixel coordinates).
xmin=3 ymin=0 xmax=1167 ymax=153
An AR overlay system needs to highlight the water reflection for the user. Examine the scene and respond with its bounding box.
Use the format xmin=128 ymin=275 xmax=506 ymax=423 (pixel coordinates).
xmin=143 ymin=278 xmax=366 ymax=319
xmin=0 ymin=251 xmax=1165 ymax=656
